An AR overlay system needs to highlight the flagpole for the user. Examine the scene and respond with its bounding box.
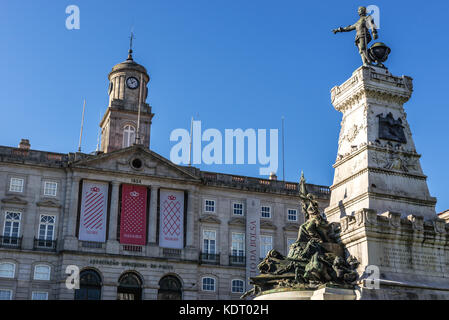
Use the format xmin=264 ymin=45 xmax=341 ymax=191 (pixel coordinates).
xmin=78 ymin=99 xmax=86 ymax=152
xmin=282 ymin=116 xmax=285 ymax=182
xmin=136 ymin=73 xmax=143 ymax=145
xmin=188 ymin=117 xmax=193 ymax=166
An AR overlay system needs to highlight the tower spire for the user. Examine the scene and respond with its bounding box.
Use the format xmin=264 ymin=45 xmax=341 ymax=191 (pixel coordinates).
xmin=127 ymin=30 xmax=135 ymax=61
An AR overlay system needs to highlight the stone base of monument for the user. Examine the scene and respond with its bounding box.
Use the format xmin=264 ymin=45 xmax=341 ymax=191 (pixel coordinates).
xmin=254 ymin=285 xmax=357 ymax=300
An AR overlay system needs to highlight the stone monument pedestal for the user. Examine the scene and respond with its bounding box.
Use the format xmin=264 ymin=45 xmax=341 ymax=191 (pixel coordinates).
xmin=254 ymin=286 xmax=357 ymax=300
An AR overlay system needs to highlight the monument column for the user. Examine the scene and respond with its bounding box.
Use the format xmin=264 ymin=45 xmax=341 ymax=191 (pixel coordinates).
xmin=324 ymin=66 xmax=437 ymax=222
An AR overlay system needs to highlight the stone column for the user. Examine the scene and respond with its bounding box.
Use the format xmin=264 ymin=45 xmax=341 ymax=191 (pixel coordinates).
xmin=148 ymin=185 xmax=159 ymax=244
xmin=108 ymin=182 xmax=120 ymax=241
xmin=186 ymin=190 xmax=195 ymax=247
xmin=64 ymin=175 xmax=81 ymax=250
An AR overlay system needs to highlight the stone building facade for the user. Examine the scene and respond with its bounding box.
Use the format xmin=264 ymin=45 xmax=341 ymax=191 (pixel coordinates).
xmin=0 ymin=52 xmax=330 ymax=300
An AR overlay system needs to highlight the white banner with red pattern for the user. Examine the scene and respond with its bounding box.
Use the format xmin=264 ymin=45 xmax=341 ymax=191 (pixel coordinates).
xmin=78 ymin=180 xmax=109 ymax=242
xmin=159 ymin=189 xmax=184 ymax=249
xmin=120 ymin=184 xmax=148 ymax=245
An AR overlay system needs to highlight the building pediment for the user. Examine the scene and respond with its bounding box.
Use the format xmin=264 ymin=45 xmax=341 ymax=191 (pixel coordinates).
xmin=199 ymin=214 xmax=221 ymax=224
xmin=283 ymin=223 xmax=299 ymax=232
xmin=260 ymin=220 xmax=277 ymax=230
xmin=228 ymin=217 xmax=245 ymax=226
xmin=1 ymin=196 xmax=28 ymax=205
xmin=71 ymin=145 xmax=199 ymax=181
xmin=36 ymin=199 xmax=62 ymax=208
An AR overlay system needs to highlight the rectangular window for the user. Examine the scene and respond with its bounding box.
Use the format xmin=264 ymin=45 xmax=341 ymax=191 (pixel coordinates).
xmin=233 ymin=203 xmax=243 ymax=216
xmin=0 ymin=289 xmax=12 ymax=300
xmin=32 ymin=292 xmax=48 ymax=300
xmin=287 ymin=238 xmax=296 ymax=252
xmin=231 ymin=280 xmax=244 ymax=293
xmin=287 ymin=209 xmax=298 ymax=222
xmin=205 ymin=200 xmax=215 ymax=213
xmin=43 ymin=181 xmax=58 ymax=196
xmin=203 ymin=230 xmax=216 ymax=254
xmin=9 ymin=178 xmax=24 ymax=193
xmin=202 ymin=277 xmax=215 ymax=292
xmin=261 ymin=206 xmax=271 ymax=218
xmin=260 ymin=235 xmax=273 ymax=258
xmin=3 ymin=212 xmax=21 ymax=243
xmin=231 ymin=233 xmax=245 ymax=257
xmin=38 ymin=215 xmax=55 ymax=241
xmin=34 ymin=265 xmax=51 ymax=281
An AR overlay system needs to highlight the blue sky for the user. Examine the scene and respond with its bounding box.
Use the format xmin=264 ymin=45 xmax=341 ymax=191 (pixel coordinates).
xmin=0 ymin=1 xmax=448 ymax=212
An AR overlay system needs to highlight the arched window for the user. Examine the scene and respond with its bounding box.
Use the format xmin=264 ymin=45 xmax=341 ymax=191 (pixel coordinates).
xmin=74 ymin=269 xmax=102 ymax=300
xmin=34 ymin=264 xmax=51 ymax=280
xmin=158 ymin=275 xmax=182 ymax=300
xmin=117 ymin=272 xmax=142 ymax=300
xmin=202 ymin=277 xmax=216 ymax=292
xmin=0 ymin=263 xmax=15 ymax=278
xmin=231 ymin=279 xmax=244 ymax=293
xmin=122 ymin=125 xmax=136 ymax=148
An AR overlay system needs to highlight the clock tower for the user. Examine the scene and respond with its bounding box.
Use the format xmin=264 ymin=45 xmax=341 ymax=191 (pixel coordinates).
xmin=99 ymin=46 xmax=154 ymax=153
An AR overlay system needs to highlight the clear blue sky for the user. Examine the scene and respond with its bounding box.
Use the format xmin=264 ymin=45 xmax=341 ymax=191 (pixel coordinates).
xmin=0 ymin=1 xmax=448 ymax=212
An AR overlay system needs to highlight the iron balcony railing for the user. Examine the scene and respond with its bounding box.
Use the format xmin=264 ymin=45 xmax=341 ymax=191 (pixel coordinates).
xmin=199 ymin=252 xmax=220 ymax=265
xmin=229 ymin=255 xmax=246 ymax=266
xmin=34 ymin=238 xmax=57 ymax=251
xmin=0 ymin=236 xmax=22 ymax=249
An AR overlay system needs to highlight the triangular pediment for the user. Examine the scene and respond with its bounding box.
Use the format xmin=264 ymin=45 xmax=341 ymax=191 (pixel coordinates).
xmin=71 ymin=145 xmax=199 ymax=181
xmin=260 ymin=220 xmax=277 ymax=230
xmin=1 ymin=196 xmax=28 ymax=205
xmin=228 ymin=217 xmax=246 ymax=226
xmin=37 ymin=199 xmax=62 ymax=208
xmin=283 ymin=223 xmax=299 ymax=232
xmin=199 ymin=214 xmax=221 ymax=224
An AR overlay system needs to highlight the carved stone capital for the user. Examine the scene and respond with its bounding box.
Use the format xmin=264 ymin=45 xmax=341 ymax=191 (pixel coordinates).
xmin=433 ymin=218 xmax=446 ymax=234
xmin=407 ymin=214 xmax=424 ymax=231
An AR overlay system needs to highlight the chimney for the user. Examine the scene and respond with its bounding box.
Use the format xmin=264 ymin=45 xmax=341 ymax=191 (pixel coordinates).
xmin=18 ymin=139 xmax=30 ymax=150
xmin=269 ymin=172 xmax=277 ymax=180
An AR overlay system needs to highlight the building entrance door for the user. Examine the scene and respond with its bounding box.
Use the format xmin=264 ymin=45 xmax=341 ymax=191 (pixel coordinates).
xmin=117 ymin=272 xmax=142 ymax=300
xmin=158 ymin=275 xmax=182 ymax=300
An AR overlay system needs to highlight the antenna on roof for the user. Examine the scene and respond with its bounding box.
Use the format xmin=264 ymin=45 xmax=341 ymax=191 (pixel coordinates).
xmin=96 ymin=111 xmax=102 ymax=152
xmin=78 ymin=99 xmax=86 ymax=152
xmin=282 ymin=116 xmax=285 ymax=182
xmin=188 ymin=117 xmax=193 ymax=166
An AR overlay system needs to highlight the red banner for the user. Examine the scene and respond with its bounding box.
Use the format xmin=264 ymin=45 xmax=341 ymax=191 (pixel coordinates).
xmin=120 ymin=184 xmax=147 ymax=245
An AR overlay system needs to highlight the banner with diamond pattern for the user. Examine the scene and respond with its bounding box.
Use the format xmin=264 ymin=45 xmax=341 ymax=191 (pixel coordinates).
xmin=79 ymin=180 xmax=109 ymax=242
xmin=159 ymin=189 xmax=184 ymax=249
xmin=120 ymin=184 xmax=147 ymax=245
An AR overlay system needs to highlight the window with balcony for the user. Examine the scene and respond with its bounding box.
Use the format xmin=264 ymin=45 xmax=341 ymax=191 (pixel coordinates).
xmin=201 ymin=230 xmax=218 ymax=264
xmin=230 ymin=233 xmax=245 ymax=265
xmin=2 ymin=212 xmax=21 ymax=247
xmin=35 ymin=215 xmax=56 ymax=250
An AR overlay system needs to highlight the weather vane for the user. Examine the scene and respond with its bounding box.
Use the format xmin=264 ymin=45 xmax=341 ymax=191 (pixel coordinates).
xmin=127 ymin=29 xmax=135 ymax=60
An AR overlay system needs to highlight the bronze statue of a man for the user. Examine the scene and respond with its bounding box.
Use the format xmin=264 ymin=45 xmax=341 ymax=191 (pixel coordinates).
xmin=332 ymin=6 xmax=378 ymax=65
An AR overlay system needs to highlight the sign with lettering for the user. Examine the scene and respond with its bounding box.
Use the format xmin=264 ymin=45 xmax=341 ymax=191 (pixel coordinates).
xmin=246 ymin=198 xmax=260 ymax=293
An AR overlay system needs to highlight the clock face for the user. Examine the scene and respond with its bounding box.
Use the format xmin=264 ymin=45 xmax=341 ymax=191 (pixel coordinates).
xmin=126 ymin=77 xmax=139 ymax=89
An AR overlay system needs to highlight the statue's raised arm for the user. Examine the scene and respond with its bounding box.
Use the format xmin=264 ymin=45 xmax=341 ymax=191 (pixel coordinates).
xmin=332 ymin=6 xmax=389 ymax=67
